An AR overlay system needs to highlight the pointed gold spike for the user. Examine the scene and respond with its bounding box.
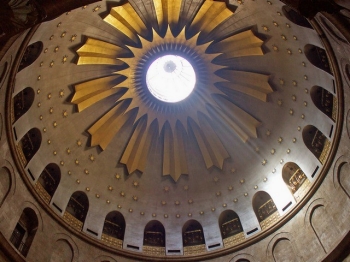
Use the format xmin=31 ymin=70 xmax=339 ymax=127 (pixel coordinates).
xmin=219 ymin=71 xmax=273 ymax=101
xmin=153 ymin=0 xmax=165 ymax=32
xmin=212 ymin=30 xmax=264 ymax=58
xmin=88 ymin=101 xmax=131 ymax=150
xmin=189 ymin=115 xmax=229 ymax=170
xmin=188 ymin=0 xmax=234 ymax=38
xmin=121 ymin=117 xmax=158 ymax=174
xmin=214 ymin=95 xmax=261 ymax=140
xmin=71 ymin=75 xmax=124 ymax=112
xmin=163 ymin=121 xmax=188 ymax=181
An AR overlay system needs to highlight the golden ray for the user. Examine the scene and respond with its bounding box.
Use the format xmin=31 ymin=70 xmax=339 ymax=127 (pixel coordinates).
xmin=120 ymin=117 xmax=158 ymax=174
xmin=188 ymin=0 xmax=234 ymax=38
xmin=211 ymin=30 xmax=264 ymax=58
xmin=218 ymin=70 xmax=273 ymax=101
xmin=163 ymin=121 xmax=188 ymax=181
xmin=73 ymin=1 xmax=271 ymax=181
xmin=104 ymin=3 xmax=148 ymax=43
xmin=88 ymin=100 xmax=132 ymax=150
xmin=71 ymin=75 xmax=125 ymax=112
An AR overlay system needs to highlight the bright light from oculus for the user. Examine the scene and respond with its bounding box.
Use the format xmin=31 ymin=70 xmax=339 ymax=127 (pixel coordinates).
xmin=146 ymin=55 xmax=196 ymax=103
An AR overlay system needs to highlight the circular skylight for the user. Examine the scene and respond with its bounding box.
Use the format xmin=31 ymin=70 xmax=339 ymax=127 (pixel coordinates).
xmin=146 ymin=55 xmax=196 ymax=103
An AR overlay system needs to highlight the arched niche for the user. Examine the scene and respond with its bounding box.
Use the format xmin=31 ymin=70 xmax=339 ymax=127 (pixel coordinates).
xmin=302 ymin=125 xmax=331 ymax=165
xmin=219 ymin=210 xmax=244 ymax=248
xmin=10 ymin=207 xmax=38 ymax=257
xmin=282 ymin=162 xmax=310 ymax=201
xmin=310 ymin=204 xmax=339 ymax=253
xmin=143 ymin=220 xmax=165 ymax=256
xmin=252 ymin=191 xmax=279 ymax=230
xmin=64 ymin=191 xmax=89 ymax=231
xmin=282 ymin=5 xmax=313 ymax=29
xmin=50 ymin=239 xmax=73 ymax=262
xmin=101 ymin=211 xmax=125 ymax=249
xmin=0 ymin=167 xmax=11 ymax=207
xmin=337 ymin=162 xmax=350 ymax=198
xmin=18 ymin=128 xmax=42 ymax=166
xmin=35 ymin=163 xmax=61 ymax=204
xmin=182 ymin=220 xmax=206 ymax=255
xmin=18 ymin=41 xmax=43 ymax=72
xmin=272 ymin=238 xmax=298 ymax=262
xmin=304 ymin=44 xmax=333 ymax=75
xmin=13 ymin=87 xmax=35 ymax=123
xmin=310 ymin=86 xmax=336 ymax=121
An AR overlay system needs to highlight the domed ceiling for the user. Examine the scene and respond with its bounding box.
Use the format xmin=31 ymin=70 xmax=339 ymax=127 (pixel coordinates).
xmin=8 ymin=0 xmax=339 ymax=260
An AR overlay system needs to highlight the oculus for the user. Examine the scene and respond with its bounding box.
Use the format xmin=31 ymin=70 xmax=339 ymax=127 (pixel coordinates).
xmin=146 ymin=55 xmax=196 ymax=103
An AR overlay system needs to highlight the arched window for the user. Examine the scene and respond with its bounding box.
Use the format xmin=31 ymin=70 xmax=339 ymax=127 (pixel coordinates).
xmin=18 ymin=128 xmax=42 ymax=166
xmin=182 ymin=220 xmax=206 ymax=255
xmin=64 ymin=191 xmax=89 ymax=231
xmin=35 ymin=163 xmax=61 ymax=204
xmin=253 ymin=191 xmax=279 ymax=230
xmin=10 ymin=208 xmax=38 ymax=257
xmin=282 ymin=162 xmax=310 ymax=201
xmin=310 ymin=86 xmax=336 ymax=121
xmin=282 ymin=6 xmax=313 ymax=29
xmin=143 ymin=220 xmax=165 ymax=256
xmin=13 ymin=87 xmax=35 ymax=123
xmin=302 ymin=125 xmax=331 ymax=165
xmin=18 ymin=41 xmax=43 ymax=72
xmin=304 ymin=44 xmax=332 ymax=75
xmin=219 ymin=210 xmax=244 ymax=248
xmin=101 ymin=211 xmax=125 ymax=249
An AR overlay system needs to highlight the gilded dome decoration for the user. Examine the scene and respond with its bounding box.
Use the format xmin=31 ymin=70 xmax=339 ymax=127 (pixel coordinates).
xmin=71 ymin=0 xmax=272 ymax=181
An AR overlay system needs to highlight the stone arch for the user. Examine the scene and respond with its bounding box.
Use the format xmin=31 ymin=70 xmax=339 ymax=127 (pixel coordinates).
xmin=230 ymin=253 xmax=257 ymax=262
xmin=272 ymin=238 xmax=298 ymax=262
xmin=18 ymin=127 xmax=42 ymax=166
xmin=310 ymin=85 xmax=336 ymax=121
xmin=94 ymin=255 xmax=117 ymax=262
xmin=36 ymin=163 xmax=61 ymax=204
xmin=0 ymin=167 xmax=12 ymax=207
xmin=20 ymin=201 xmax=44 ymax=232
xmin=304 ymin=44 xmax=333 ymax=75
xmin=182 ymin=219 xmax=206 ymax=255
xmin=218 ymin=210 xmax=243 ymax=247
xmin=305 ymin=199 xmax=340 ymax=254
xmin=50 ymin=239 xmax=74 ymax=262
xmin=18 ymin=41 xmax=43 ymax=72
xmin=333 ymin=155 xmax=350 ymax=198
xmin=282 ymin=162 xmax=310 ymax=201
xmin=346 ymin=64 xmax=350 ymax=84
xmin=0 ymin=113 xmax=2 ymax=141
xmin=267 ymin=232 xmax=301 ymax=262
xmin=52 ymin=233 xmax=79 ymax=262
xmin=102 ymin=211 xmax=125 ymax=249
xmin=63 ymin=191 xmax=89 ymax=231
xmin=282 ymin=5 xmax=313 ymax=29
xmin=252 ymin=191 xmax=279 ymax=230
xmin=13 ymin=87 xmax=35 ymax=123
xmin=9 ymin=207 xmax=38 ymax=257
xmin=0 ymin=61 xmax=9 ymax=86
xmin=302 ymin=125 xmax=331 ymax=165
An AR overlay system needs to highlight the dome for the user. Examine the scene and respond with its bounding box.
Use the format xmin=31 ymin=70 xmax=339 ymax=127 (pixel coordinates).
xmin=1 ymin=0 xmax=350 ymax=261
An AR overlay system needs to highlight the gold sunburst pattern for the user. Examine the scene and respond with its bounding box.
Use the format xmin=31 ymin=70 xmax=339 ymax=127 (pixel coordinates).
xmin=71 ymin=0 xmax=272 ymax=182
